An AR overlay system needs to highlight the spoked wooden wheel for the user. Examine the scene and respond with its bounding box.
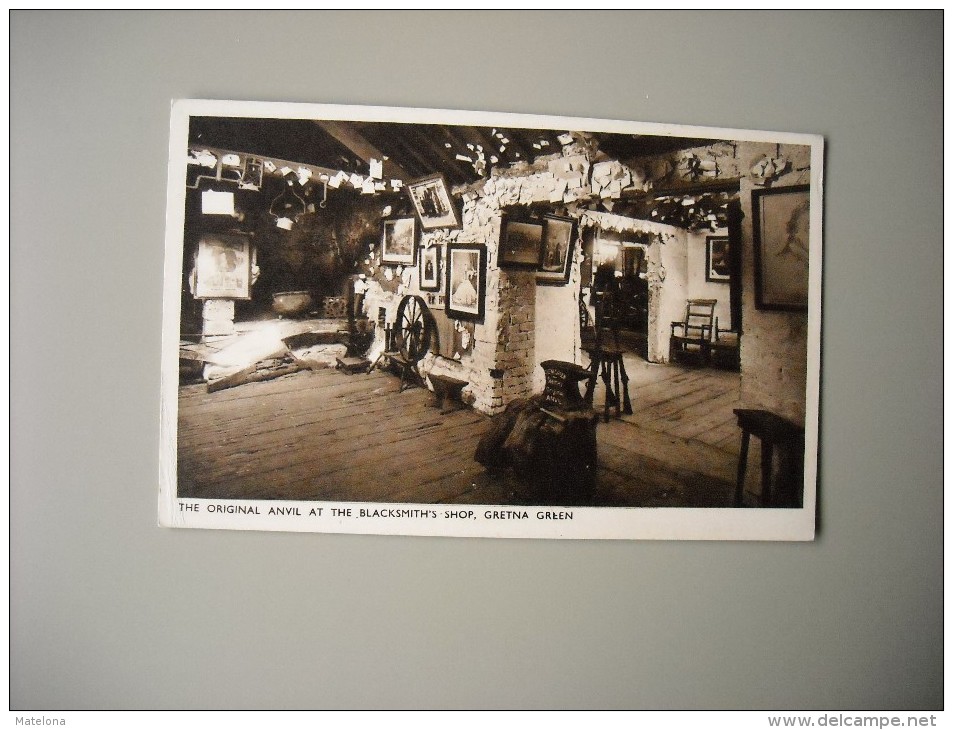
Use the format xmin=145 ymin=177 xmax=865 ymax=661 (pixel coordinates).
xmin=395 ymin=295 xmax=434 ymax=362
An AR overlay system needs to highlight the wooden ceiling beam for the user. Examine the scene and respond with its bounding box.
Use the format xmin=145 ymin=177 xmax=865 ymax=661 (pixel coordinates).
xmin=313 ymin=120 xmax=412 ymax=181
xmin=189 ymin=145 xmax=339 ymax=179
xmin=408 ymin=126 xmax=475 ymax=183
xmin=643 ymin=178 xmax=742 ymax=198
xmin=378 ymin=130 xmax=444 ymax=180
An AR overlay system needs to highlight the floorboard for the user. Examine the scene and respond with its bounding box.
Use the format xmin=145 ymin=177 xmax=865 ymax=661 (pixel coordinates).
xmin=177 ymin=357 xmax=753 ymax=508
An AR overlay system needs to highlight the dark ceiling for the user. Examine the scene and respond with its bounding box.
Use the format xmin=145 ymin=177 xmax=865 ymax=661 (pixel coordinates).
xmin=188 ymin=116 xmax=720 ymax=188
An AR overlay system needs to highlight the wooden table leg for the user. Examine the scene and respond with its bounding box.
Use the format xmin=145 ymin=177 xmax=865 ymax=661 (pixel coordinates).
xmin=619 ymin=358 xmax=632 ymax=415
xmin=600 ymin=361 xmax=616 ymax=423
xmin=584 ymin=353 xmax=600 ymax=405
xmin=612 ymin=359 xmax=621 ymax=418
xmin=760 ymin=441 xmax=774 ymax=507
xmin=735 ymin=430 xmax=751 ymax=506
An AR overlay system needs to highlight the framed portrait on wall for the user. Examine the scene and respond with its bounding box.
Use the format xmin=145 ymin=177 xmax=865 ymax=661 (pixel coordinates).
xmin=418 ymin=245 xmax=442 ymax=291
xmin=752 ymin=184 xmax=810 ymax=311
xmin=193 ymin=233 xmax=252 ymax=299
xmin=706 ymin=235 xmax=730 ymax=282
xmin=537 ymin=214 xmax=576 ymax=285
xmin=381 ymin=217 xmax=418 ymax=266
xmin=445 ymin=243 xmax=486 ymax=321
xmin=498 ymin=216 xmax=543 ymax=269
xmin=406 ymin=173 xmax=461 ymax=230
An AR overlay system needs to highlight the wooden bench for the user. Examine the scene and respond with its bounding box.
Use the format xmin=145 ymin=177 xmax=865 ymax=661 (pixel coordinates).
xmin=428 ymin=373 xmax=469 ymax=413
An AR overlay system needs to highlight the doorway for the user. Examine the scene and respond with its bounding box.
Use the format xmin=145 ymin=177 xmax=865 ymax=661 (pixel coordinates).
xmin=587 ymin=229 xmax=650 ymax=361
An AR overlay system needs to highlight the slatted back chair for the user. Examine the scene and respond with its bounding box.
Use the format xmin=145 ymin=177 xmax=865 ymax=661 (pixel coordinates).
xmin=580 ymin=281 xmax=632 ymax=419
xmin=670 ymin=299 xmax=717 ymax=366
xmin=579 ymin=291 xmax=598 ymax=355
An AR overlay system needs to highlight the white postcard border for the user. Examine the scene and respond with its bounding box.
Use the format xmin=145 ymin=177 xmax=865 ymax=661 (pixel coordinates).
xmin=159 ymin=98 xmax=823 ymax=542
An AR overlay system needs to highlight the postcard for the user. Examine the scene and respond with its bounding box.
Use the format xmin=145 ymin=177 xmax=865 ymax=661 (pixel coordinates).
xmin=160 ymin=99 xmax=822 ymax=540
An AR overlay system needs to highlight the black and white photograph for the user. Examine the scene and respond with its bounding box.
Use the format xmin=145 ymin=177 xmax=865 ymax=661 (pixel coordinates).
xmin=752 ymin=184 xmax=810 ymax=311
xmin=418 ymin=245 xmax=441 ymax=291
xmin=498 ymin=216 xmax=543 ymax=269
xmin=406 ymin=172 xmax=461 ymax=230
xmin=537 ymin=213 xmax=576 ymax=285
xmin=192 ymin=233 xmax=253 ymax=299
xmin=15 ymin=11 xmax=943 ymax=715
xmin=161 ymin=99 xmax=822 ymax=540
xmin=381 ymin=217 xmax=417 ymax=266
xmin=705 ymin=235 xmax=730 ymax=282
xmin=445 ymin=243 xmax=487 ymax=321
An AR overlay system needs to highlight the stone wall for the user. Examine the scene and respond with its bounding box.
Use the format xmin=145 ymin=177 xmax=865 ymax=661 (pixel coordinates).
xmin=737 ymin=177 xmax=811 ymax=425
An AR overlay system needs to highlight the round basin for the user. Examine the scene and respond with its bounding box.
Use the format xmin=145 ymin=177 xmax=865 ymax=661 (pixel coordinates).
xmin=272 ymin=291 xmax=313 ymax=317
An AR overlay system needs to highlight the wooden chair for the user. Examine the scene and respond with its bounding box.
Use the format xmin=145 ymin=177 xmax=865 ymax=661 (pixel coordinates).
xmin=709 ymin=316 xmax=740 ymax=371
xmin=670 ymin=299 xmax=717 ymax=366
xmin=582 ymin=285 xmax=632 ymax=421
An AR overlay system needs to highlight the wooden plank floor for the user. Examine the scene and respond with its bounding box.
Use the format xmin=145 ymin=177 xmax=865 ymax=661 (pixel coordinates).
xmin=590 ymin=353 xmax=744 ymax=455
xmin=177 ymin=360 xmax=747 ymax=508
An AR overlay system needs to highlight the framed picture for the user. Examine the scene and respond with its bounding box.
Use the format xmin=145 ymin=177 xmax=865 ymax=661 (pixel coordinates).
xmin=445 ymin=243 xmax=486 ymax=321
xmin=381 ymin=217 xmax=418 ymax=266
xmin=418 ymin=245 xmax=442 ymax=291
xmin=406 ymin=173 xmax=461 ymax=230
xmin=752 ymin=185 xmax=810 ymax=311
xmin=193 ymin=233 xmax=252 ymax=299
xmin=498 ymin=216 xmax=543 ymax=269
xmin=537 ymin=214 xmax=576 ymax=285
xmin=705 ymin=235 xmax=730 ymax=282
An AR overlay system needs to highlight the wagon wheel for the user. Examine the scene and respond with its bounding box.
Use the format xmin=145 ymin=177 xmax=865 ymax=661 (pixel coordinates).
xmin=394 ymin=295 xmax=434 ymax=362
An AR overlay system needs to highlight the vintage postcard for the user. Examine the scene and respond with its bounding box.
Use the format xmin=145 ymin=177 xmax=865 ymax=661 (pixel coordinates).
xmin=160 ymin=99 xmax=823 ymax=540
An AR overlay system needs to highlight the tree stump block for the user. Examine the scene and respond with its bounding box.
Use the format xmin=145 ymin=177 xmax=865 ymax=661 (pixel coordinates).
xmin=475 ymin=395 xmax=599 ymax=505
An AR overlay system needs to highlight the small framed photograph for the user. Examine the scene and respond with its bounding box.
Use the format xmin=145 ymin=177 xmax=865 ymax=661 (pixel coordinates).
xmin=537 ymin=214 xmax=576 ymax=285
xmin=406 ymin=173 xmax=461 ymax=230
xmin=418 ymin=245 xmax=442 ymax=291
xmin=498 ymin=216 xmax=543 ymax=269
xmin=194 ymin=233 xmax=252 ymax=299
xmin=752 ymin=184 xmax=810 ymax=311
xmin=381 ymin=217 xmax=418 ymax=266
xmin=706 ymin=235 xmax=730 ymax=282
xmin=446 ymin=243 xmax=486 ymax=321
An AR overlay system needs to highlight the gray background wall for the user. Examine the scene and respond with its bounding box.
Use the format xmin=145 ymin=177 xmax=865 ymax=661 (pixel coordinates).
xmin=10 ymin=11 xmax=943 ymax=710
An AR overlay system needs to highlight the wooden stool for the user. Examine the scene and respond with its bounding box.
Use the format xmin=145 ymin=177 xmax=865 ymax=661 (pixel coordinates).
xmin=585 ymin=346 xmax=632 ymax=422
xmin=733 ymin=408 xmax=806 ymax=507
xmin=335 ymin=356 xmax=370 ymax=374
xmin=429 ymin=373 xmax=468 ymax=413
xmin=382 ymin=351 xmax=419 ymax=393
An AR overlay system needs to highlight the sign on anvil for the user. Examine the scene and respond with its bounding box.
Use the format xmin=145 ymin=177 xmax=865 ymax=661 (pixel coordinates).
xmin=540 ymin=359 xmax=592 ymax=411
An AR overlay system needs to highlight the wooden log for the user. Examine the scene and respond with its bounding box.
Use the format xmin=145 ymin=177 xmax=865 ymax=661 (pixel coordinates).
xmin=206 ymin=360 xmax=308 ymax=393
